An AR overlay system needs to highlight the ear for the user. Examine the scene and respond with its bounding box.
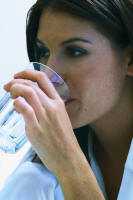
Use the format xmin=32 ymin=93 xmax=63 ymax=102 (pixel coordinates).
xmin=126 ymin=47 xmax=133 ymax=77
xmin=127 ymin=65 xmax=133 ymax=76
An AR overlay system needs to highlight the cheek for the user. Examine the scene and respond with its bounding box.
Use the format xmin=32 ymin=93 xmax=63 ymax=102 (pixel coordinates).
xmin=73 ymin=59 xmax=125 ymax=123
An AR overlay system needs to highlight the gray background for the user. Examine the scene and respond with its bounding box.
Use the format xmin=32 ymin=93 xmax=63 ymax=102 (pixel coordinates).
xmin=0 ymin=1 xmax=36 ymax=86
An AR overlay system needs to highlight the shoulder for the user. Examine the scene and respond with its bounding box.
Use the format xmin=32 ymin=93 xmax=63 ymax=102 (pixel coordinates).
xmin=0 ymin=161 xmax=61 ymax=200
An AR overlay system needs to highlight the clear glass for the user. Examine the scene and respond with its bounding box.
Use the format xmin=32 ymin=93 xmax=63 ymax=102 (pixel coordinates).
xmin=0 ymin=62 xmax=70 ymax=153
xmin=31 ymin=62 xmax=70 ymax=102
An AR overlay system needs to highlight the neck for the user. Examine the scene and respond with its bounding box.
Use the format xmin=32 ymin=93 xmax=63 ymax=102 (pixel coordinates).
xmin=90 ymin=77 xmax=133 ymax=161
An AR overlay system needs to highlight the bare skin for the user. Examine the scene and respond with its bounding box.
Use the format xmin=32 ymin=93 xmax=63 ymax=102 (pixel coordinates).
xmin=37 ymin=10 xmax=133 ymax=198
xmin=4 ymin=9 xmax=133 ymax=200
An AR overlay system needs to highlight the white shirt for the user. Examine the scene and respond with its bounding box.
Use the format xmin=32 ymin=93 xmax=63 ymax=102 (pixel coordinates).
xmin=0 ymin=128 xmax=133 ymax=200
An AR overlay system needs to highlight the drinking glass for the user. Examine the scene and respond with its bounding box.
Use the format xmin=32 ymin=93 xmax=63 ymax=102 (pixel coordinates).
xmin=0 ymin=62 xmax=70 ymax=154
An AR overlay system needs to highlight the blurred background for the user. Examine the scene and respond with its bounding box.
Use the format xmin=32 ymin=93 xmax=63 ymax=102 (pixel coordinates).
xmin=0 ymin=0 xmax=36 ymax=86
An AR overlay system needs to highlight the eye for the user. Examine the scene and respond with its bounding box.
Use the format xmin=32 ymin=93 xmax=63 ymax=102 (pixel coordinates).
xmin=34 ymin=43 xmax=50 ymax=62
xmin=64 ymin=46 xmax=88 ymax=58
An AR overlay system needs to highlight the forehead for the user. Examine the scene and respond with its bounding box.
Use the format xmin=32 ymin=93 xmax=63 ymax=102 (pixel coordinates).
xmin=37 ymin=9 xmax=98 ymax=43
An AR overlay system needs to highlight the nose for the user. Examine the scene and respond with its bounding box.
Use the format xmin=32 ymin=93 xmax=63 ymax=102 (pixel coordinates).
xmin=46 ymin=56 xmax=67 ymax=82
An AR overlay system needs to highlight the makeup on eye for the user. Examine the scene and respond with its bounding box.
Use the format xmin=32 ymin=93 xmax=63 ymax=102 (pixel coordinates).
xmin=60 ymin=37 xmax=92 ymax=58
xmin=36 ymin=45 xmax=89 ymax=61
xmin=35 ymin=37 xmax=90 ymax=61
xmin=63 ymin=45 xmax=89 ymax=58
xmin=35 ymin=41 xmax=50 ymax=61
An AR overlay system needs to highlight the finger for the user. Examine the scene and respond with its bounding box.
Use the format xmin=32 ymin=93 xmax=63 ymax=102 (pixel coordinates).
xmin=13 ymin=96 xmax=40 ymax=142
xmin=4 ymin=78 xmax=51 ymax=105
xmin=10 ymin=83 xmax=45 ymax=120
xmin=4 ymin=78 xmax=37 ymax=91
xmin=14 ymin=70 xmax=60 ymax=100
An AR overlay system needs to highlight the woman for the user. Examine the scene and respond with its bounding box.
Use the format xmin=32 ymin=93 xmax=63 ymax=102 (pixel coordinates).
xmin=2 ymin=0 xmax=133 ymax=200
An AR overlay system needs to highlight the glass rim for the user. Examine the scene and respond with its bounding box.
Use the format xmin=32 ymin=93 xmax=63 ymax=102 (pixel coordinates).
xmin=31 ymin=62 xmax=65 ymax=82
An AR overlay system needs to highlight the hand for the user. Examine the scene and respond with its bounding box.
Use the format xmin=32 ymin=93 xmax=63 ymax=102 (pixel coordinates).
xmin=3 ymin=70 xmax=80 ymax=173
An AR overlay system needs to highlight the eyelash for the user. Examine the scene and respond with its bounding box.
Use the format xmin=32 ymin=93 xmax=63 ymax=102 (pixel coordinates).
xmin=35 ymin=45 xmax=88 ymax=62
xmin=35 ymin=46 xmax=50 ymax=61
xmin=64 ymin=46 xmax=88 ymax=58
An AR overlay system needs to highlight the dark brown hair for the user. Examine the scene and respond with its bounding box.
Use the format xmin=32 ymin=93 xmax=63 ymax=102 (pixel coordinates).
xmin=26 ymin=0 xmax=133 ymax=64
xmin=26 ymin=0 xmax=133 ymax=162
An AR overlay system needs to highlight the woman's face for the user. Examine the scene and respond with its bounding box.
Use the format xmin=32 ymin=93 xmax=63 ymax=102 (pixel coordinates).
xmin=37 ymin=9 xmax=127 ymax=129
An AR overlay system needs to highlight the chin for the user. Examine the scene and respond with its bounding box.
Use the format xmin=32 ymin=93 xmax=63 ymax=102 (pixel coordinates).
xmin=69 ymin=112 xmax=104 ymax=130
xmin=66 ymin=101 xmax=111 ymax=129
xmin=70 ymin=117 xmax=90 ymax=129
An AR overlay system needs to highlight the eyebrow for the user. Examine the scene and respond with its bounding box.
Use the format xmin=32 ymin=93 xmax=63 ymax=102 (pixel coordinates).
xmin=36 ymin=37 xmax=93 ymax=47
xmin=61 ymin=37 xmax=93 ymax=46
